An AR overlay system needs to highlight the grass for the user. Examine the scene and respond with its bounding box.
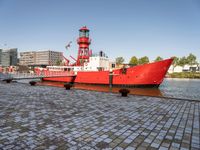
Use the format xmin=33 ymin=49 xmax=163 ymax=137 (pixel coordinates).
xmin=168 ymin=72 xmax=200 ymax=79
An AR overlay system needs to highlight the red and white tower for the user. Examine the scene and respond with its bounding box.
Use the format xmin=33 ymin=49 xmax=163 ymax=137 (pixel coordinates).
xmin=77 ymin=26 xmax=91 ymax=66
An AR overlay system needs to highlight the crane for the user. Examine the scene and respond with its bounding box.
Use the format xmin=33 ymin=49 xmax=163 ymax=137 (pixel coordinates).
xmin=63 ymin=41 xmax=78 ymax=66
xmin=62 ymin=41 xmax=72 ymax=66
xmin=62 ymin=54 xmax=70 ymax=66
xmin=70 ymin=55 xmax=77 ymax=62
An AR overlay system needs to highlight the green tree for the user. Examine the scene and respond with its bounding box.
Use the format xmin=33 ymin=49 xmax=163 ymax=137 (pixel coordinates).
xmin=186 ymin=53 xmax=197 ymax=65
xmin=129 ymin=56 xmax=138 ymax=66
xmin=178 ymin=56 xmax=188 ymax=66
xmin=171 ymin=56 xmax=179 ymax=72
xmin=56 ymin=59 xmax=62 ymax=66
xmin=154 ymin=56 xmax=163 ymax=62
xmin=172 ymin=56 xmax=179 ymax=66
xmin=138 ymin=56 xmax=149 ymax=65
xmin=115 ymin=57 xmax=125 ymax=65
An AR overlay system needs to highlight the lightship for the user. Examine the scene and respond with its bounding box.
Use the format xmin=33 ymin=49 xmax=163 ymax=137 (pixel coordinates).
xmin=35 ymin=26 xmax=173 ymax=88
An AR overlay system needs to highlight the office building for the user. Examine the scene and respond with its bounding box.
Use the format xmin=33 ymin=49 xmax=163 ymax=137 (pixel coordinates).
xmin=19 ymin=50 xmax=63 ymax=66
xmin=1 ymin=48 xmax=18 ymax=66
xmin=0 ymin=49 xmax=2 ymax=65
xmin=19 ymin=51 xmax=36 ymax=66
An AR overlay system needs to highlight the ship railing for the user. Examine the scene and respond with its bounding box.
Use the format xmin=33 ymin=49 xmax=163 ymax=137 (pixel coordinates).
xmin=41 ymin=71 xmax=75 ymax=77
xmin=8 ymin=72 xmax=43 ymax=79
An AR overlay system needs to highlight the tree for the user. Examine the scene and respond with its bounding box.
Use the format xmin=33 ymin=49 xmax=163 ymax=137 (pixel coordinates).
xmin=138 ymin=56 xmax=149 ymax=65
xmin=178 ymin=56 xmax=188 ymax=66
xmin=115 ymin=57 xmax=125 ymax=65
xmin=186 ymin=53 xmax=197 ymax=65
xmin=56 ymin=59 xmax=62 ymax=66
xmin=171 ymin=56 xmax=179 ymax=72
xmin=154 ymin=56 xmax=163 ymax=62
xmin=129 ymin=56 xmax=138 ymax=66
xmin=172 ymin=56 xmax=179 ymax=66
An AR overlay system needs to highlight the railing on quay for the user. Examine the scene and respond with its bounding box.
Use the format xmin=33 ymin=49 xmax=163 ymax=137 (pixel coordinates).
xmin=1 ymin=72 xmax=75 ymax=80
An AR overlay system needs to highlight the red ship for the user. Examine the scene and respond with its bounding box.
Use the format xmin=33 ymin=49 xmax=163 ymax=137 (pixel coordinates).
xmin=35 ymin=26 xmax=173 ymax=88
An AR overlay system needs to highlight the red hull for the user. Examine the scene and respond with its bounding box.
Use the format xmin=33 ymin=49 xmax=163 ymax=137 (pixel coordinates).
xmin=42 ymin=76 xmax=75 ymax=83
xmin=40 ymin=58 xmax=173 ymax=88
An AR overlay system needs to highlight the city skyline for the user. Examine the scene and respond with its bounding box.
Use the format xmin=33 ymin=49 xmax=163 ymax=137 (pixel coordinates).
xmin=0 ymin=0 xmax=200 ymax=62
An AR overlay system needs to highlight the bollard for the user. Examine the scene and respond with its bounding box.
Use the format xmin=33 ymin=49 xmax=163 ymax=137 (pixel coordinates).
xmin=64 ymin=83 xmax=72 ymax=90
xmin=3 ymin=78 xmax=13 ymax=83
xmin=119 ymin=88 xmax=130 ymax=97
xmin=29 ymin=81 xmax=37 ymax=86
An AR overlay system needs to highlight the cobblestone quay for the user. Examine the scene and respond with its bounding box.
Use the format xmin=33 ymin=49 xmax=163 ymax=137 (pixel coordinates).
xmin=0 ymin=82 xmax=199 ymax=150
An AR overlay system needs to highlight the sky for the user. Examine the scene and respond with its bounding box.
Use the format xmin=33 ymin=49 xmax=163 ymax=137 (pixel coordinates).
xmin=0 ymin=0 xmax=200 ymax=62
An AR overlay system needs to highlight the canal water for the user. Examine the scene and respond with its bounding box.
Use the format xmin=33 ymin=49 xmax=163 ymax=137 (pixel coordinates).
xmin=17 ymin=78 xmax=200 ymax=101
xmin=160 ymin=78 xmax=200 ymax=100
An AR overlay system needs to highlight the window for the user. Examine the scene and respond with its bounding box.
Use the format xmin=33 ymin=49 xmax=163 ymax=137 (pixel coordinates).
xmin=79 ymin=31 xmax=89 ymax=37
xmin=79 ymin=31 xmax=86 ymax=37
xmin=86 ymin=32 xmax=89 ymax=37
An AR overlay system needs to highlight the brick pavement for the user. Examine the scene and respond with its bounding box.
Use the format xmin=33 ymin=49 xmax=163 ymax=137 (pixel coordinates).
xmin=0 ymin=82 xmax=199 ymax=150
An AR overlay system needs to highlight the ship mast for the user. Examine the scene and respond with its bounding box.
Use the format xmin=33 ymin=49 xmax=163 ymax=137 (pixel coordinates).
xmin=76 ymin=26 xmax=91 ymax=66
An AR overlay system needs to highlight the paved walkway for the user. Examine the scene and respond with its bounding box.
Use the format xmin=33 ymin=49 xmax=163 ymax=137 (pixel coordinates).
xmin=0 ymin=82 xmax=199 ymax=150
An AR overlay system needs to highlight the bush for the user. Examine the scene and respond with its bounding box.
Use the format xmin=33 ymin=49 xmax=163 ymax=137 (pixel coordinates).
xmin=169 ymin=72 xmax=200 ymax=79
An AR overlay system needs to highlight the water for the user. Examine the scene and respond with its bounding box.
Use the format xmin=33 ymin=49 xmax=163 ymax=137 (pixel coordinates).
xmin=16 ymin=78 xmax=200 ymax=101
xmin=160 ymin=78 xmax=200 ymax=100
xmin=73 ymin=79 xmax=200 ymax=100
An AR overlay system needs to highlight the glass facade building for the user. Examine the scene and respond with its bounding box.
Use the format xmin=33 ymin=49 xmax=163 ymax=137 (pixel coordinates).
xmin=0 ymin=49 xmax=2 ymax=65
xmin=1 ymin=48 xmax=18 ymax=66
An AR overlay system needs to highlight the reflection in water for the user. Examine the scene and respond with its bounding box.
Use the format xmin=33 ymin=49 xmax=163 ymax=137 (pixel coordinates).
xmin=38 ymin=81 xmax=163 ymax=97
xmin=18 ymin=78 xmax=200 ymax=101
xmin=74 ymin=84 xmax=163 ymax=97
